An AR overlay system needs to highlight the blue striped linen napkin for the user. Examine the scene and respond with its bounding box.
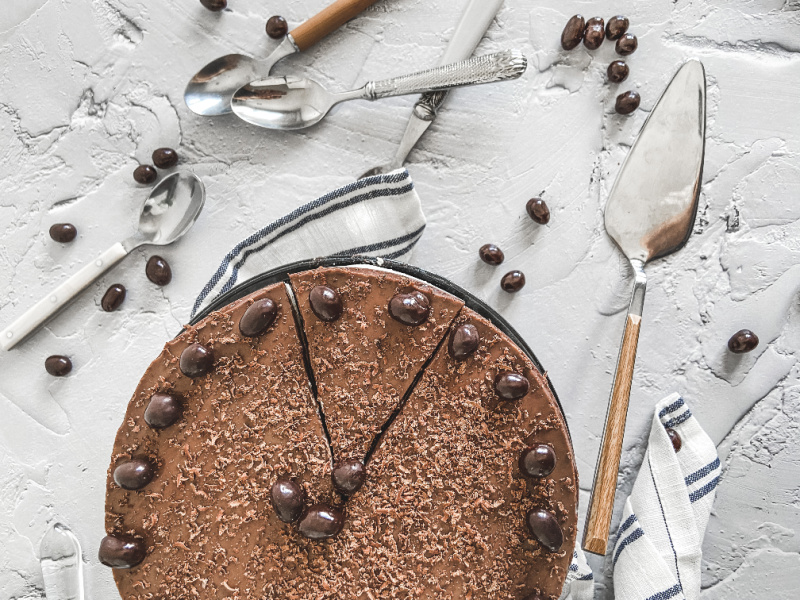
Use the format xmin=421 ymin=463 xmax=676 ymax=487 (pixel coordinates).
xmin=192 ymin=169 xmax=425 ymax=318
xmin=561 ymin=393 xmax=721 ymax=600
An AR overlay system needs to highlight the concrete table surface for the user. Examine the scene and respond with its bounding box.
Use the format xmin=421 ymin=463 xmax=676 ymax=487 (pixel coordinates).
xmin=1 ymin=0 xmax=798 ymax=598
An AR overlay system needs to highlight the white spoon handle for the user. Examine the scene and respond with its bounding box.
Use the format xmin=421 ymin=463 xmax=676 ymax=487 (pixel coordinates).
xmin=365 ymin=49 xmax=526 ymax=100
xmin=0 ymin=242 xmax=128 ymax=351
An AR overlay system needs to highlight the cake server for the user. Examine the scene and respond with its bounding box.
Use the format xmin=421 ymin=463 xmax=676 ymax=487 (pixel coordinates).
xmin=359 ymin=0 xmax=504 ymax=178
xmin=582 ymin=60 xmax=707 ymax=555
xmin=185 ymin=0 xmax=379 ymax=117
xmin=40 ymin=522 xmax=84 ymax=600
xmin=231 ymin=50 xmax=527 ymax=131
xmin=0 ymin=172 xmax=205 ymax=351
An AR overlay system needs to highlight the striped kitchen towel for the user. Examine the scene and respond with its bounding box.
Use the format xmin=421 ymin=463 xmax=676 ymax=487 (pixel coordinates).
xmin=561 ymin=393 xmax=720 ymax=600
xmin=192 ymin=169 xmax=425 ymax=317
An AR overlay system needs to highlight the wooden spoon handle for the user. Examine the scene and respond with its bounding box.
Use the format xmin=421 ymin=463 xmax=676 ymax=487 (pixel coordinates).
xmin=291 ymin=0 xmax=378 ymax=52
xmin=582 ymin=259 xmax=647 ymax=556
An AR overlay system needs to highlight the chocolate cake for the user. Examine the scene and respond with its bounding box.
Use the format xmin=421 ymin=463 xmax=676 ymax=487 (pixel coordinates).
xmin=104 ymin=266 xmax=578 ymax=600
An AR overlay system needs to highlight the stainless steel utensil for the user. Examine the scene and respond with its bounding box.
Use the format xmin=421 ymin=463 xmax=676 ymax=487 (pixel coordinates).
xmin=0 ymin=172 xmax=205 ymax=350
xmin=40 ymin=522 xmax=84 ymax=600
xmin=185 ymin=0 xmax=379 ymax=117
xmin=360 ymin=0 xmax=504 ymax=178
xmin=582 ymin=60 xmax=707 ymax=555
xmin=231 ymin=50 xmax=526 ymax=131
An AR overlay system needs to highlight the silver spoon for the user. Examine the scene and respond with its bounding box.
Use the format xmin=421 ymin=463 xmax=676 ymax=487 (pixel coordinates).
xmin=231 ymin=50 xmax=527 ymax=131
xmin=0 ymin=172 xmax=205 ymax=350
xmin=40 ymin=522 xmax=84 ymax=600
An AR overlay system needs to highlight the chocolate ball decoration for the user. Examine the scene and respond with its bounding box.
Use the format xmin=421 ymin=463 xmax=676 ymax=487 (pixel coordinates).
xmin=297 ymin=503 xmax=346 ymax=540
xmin=388 ymin=291 xmax=431 ymax=326
xmin=309 ymin=285 xmax=343 ymax=322
xmin=500 ymin=270 xmax=526 ymax=293
xmin=560 ymin=15 xmax=585 ymax=50
xmin=667 ymin=428 xmax=682 ymax=452
xmin=152 ymin=148 xmax=178 ymax=169
xmin=45 ymin=355 xmax=72 ymax=377
xmin=479 ymin=243 xmax=504 ymax=265
xmin=271 ymin=476 xmax=306 ymax=523
xmin=239 ymin=298 xmax=278 ymax=337
xmin=331 ymin=459 xmax=367 ymax=496
xmin=607 ymin=60 xmax=630 ymax=84
xmin=200 ymin=0 xmax=227 ymax=11
xmin=615 ymin=91 xmax=641 ymax=115
xmin=583 ymin=17 xmax=605 ymax=50
xmin=526 ymin=508 xmax=564 ymax=552
xmin=49 ymin=223 xmax=77 ymax=243
xmin=728 ymin=329 xmax=759 ymax=353
xmin=98 ymin=534 xmax=147 ymax=568
xmin=146 ymin=256 xmax=172 ymax=286
xmin=133 ymin=165 xmax=157 ymax=185
xmin=266 ymin=15 xmax=288 ymax=39
xmin=448 ymin=323 xmax=480 ymax=361
xmin=616 ymin=33 xmax=638 ymax=56
xmin=101 ymin=284 xmax=126 ymax=312
xmin=179 ymin=343 xmax=214 ymax=378
xmin=606 ymin=16 xmax=630 ymax=40
xmin=144 ymin=392 xmax=182 ymax=429
xmin=519 ymin=444 xmax=556 ymax=478
xmin=113 ymin=458 xmax=155 ymax=490
xmin=494 ymin=371 xmax=530 ymax=401
xmin=526 ymin=197 xmax=550 ymax=224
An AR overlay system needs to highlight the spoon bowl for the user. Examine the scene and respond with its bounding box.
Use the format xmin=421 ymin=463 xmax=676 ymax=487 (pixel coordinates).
xmin=185 ymin=54 xmax=267 ymax=117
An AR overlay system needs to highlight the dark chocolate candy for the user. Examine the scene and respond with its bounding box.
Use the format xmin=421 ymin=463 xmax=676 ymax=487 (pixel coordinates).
xmin=667 ymin=428 xmax=682 ymax=452
xmin=145 ymin=256 xmax=172 ymax=286
xmin=45 ymin=355 xmax=72 ymax=377
xmin=494 ymin=371 xmax=530 ymax=401
xmin=144 ymin=392 xmax=182 ymax=429
xmin=101 ymin=284 xmax=126 ymax=312
xmin=239 ymin=298 xmax=278 ymax=337
xmin=583 ymin=17 xmax=605 ymax=50
xmin=561 ymin=15 xmax=585 ymax=50
xmin=133 ymin=165 xmax=157 ymax=185
xmin=270 ymin=476 xmax=306 ymax=523
xmin=152 ymin=148 xmax=178 ymax=169
xmin=309 ymin=285 xmax=343 ymax=322
xmin=607 ymin=60 xmax=630 ymax=83
xmin=200 ymin=0 xmax=226 ymax=11
xmin=388 ymin=291 xmax=431 ymax=326
xmin=526 ymin=508 xmax=564 ymax=552
xmin=526 ymin=197 xmax=550 ymax=224
xmin=606 ymin=16 xmax=629 ymax=40
xmin=332 ymin=459 xmax=367 ymax=496
xmin=448 ymin=323 xmax=480 ymax=361
xmin=98 ymin=534 xmax=147 ymax=568
xmin=297 ymin=503 xmax=345 ymax=540
xmin=728 ymin=329 xmax=759 ymax=353
xmin=479 ymin=243 xmax=504 ymax=265
xmin=49 ymin=223 xmax=77 ymax=243
xmin=519 ymin=443 xmax=557 ymax=478
xmin=501 ymin=270 xmax=526 ymax=293
xmin=266 ymin=15 xmax=288 ymax=39
xmin=615 ymin=90 xmax=641 ymax=115
xmin=113 ymin=459 xmax=155 ymax=490
xmin=616 ymin=33 xmax=638 ymax=56
xmin=179 ymin=343 xmax=214 ymax=378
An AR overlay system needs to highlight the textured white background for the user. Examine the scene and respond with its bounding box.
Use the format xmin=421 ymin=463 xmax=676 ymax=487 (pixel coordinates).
xmin=1 ymin=0 xmax=799 ymax=598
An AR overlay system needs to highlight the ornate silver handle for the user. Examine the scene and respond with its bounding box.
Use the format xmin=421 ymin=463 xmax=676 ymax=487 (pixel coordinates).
xmin=364 ymin=50 xmax=526 ymax=101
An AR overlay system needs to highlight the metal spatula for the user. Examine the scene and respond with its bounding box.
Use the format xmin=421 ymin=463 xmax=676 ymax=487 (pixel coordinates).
xmin=582 ymin=60 xmax=707 ymax=555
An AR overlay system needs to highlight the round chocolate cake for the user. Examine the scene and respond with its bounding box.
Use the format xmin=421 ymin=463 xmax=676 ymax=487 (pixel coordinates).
xmin=104 ymin=265 xmax=579 ymax=599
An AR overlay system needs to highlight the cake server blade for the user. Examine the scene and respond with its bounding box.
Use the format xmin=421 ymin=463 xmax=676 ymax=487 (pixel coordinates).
xmin=582 ymin=59 xmax=706 ymax=556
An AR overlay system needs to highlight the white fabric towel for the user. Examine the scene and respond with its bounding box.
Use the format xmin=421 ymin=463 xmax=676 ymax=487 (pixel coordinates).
xmin=562 ymin=394 xmax=721 ymax=600
xmin=192 ymin=169 xmax=425 ymax=317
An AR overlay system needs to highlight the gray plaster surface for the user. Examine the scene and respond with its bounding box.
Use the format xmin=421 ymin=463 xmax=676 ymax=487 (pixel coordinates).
xmin=0 ymin=0 xmax=798 ymax=598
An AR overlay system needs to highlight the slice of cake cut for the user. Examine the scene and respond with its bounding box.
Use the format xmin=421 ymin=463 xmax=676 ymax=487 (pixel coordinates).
xmin=288 ymin=266 xmax=465 ymax=465
xmin=104 ymin=283 xmax=335 ymax=598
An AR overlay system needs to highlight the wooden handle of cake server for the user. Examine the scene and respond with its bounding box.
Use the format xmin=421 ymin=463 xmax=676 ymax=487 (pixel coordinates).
xmin=582 ymin=313 xmax=642 ymax=556
xmin=291 ymin=0 xmax=379 ymax=52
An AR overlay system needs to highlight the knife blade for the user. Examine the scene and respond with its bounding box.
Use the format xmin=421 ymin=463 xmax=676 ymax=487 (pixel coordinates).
xmin=582 ymin=60 xmax=707 ymax=556
xmin=360 ymin=0 xmax=504 ymax=178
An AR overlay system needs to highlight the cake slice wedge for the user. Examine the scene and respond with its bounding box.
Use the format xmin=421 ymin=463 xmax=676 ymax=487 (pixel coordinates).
xmin=288 ymin=266 xmax=465 ymax=466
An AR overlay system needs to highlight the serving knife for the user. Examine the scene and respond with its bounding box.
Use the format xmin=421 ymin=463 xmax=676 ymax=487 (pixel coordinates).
xmin=582 ymin=60 xmax=707 ymax=555
xmin=359 ymin=0 xmax=504 ymax=178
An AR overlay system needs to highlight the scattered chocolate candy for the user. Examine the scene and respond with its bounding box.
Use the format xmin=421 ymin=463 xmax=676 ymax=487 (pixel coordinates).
xmin=605 ymin=15 xmax=629 ymax=40
xmin=113 ymin=458 xmax=155 ymax=490
xmin=607 ymin=60 xmax=630 ymax=83
xmin=519 ymin=443 xmax=556 ymax=478
xmin=615 ymin=90 xmax=641 ymax=115
xmin=133 ymin=164 xmax=157 ymax=185
xmin=266 ymin=15 xmax=288 ymax=39
xmin=448 ymin=323 xmax=480 ymax=361
xmin=728 ymin=329 xmax=759 ymax=353
xmin=389 ymin=291 xmax=431 ymax=326
xmin=297 ymin=503 xmax=345 ymax=540
xmin=101 ymin=284 xmax=126 ymax=312
xmin=583 ymin=17 xmax=605 ymax=50
xmin=145 ymin=255 xmax=172 ymax=286
xmin=98 ymin=534 xmax=147 ymax=568
xmin=666 ymin=428 xmax=682 ymax=453
xmin=309 ymin=285 xmax=343 ymax=322
xmin=479 ymin=243 xmax=504 ymax=265
xmin=200 ymin=0 xmax=226 ymax=11
xmin=49 ymin=223 xmax=77 ymax=243
xmin=152 ymin=148 xmax=178 ymax=169
xmin=561 ymin=15 xmax=585 ymax=50
xmin=271 ymin=476 xmax=306 ymax=523
xmin=526 ymin=508 xmax=564 ymax=552
xmin=45 ymin=355 xmax=72 ymax=377
xmin=179 ymin=343 xmax=214 ymax=378
xmin=331 ymin=459 xmax=367 ymax=496
xmin=500 ymin=270 xmax=526 ymax=293
xmin=494 ymin=371 xmax=530 ymax=401
xmin=526 ymin=197 xmax=550 ymax=225
xmin=239 ymin=298 xmax=278 ymax=337
xmin=144 ymin=392 xmax=182 ymax=429
xmin=616 ymin=33 xmax=638 ymax=56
